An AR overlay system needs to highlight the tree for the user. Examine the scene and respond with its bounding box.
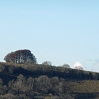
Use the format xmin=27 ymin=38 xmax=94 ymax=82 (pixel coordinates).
xmin=62 ymin=64 xmax=70 ymax=68
xmin=35 ymin=76 xmax=51 ymax=94
xmin=25 ymin=59 xmax=37 ymax=65
xmin=42 ymin=61 xmax=52 ymax=66
xmin=4 ymin=49 xmax=37 ymax=64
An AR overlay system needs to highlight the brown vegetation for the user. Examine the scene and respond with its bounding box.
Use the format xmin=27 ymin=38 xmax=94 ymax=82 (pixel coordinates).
xmin=0 ymin=62 xmax=98 ymax=99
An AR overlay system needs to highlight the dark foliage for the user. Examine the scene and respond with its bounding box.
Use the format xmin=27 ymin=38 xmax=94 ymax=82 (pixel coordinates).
xmin=4 ymin=49 xmax=37 ymax=64
xmin=0 ymin=62 xmax=99 ymax=98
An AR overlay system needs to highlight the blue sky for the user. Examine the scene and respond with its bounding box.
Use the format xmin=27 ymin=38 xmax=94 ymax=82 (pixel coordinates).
xmin=0 ymin=0 xmax=99 ymax=72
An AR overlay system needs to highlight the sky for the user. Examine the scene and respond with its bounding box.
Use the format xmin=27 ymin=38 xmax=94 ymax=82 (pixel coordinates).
xmin=0 ymin=0 xmax=99 ymax=72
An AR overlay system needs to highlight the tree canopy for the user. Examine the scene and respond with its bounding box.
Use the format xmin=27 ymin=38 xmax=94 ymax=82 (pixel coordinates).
xmin=4 ymin=49 xmax=37 ymax=64
xmin=62 ymin=64 xmax=70 ymax=68
xmin=42 ymin=61 xmax=52 ymax=66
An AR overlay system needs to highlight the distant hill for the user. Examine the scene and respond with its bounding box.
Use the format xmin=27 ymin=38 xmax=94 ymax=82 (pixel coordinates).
xmin=0 ymin=62 xmax=99 ymax=99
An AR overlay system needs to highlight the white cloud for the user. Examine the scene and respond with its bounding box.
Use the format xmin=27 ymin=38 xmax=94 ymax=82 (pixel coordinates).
xmin=73 ymin=61 xmax=84 ymax=70
xmin=73 ymin=61 xmax=83 ymax=68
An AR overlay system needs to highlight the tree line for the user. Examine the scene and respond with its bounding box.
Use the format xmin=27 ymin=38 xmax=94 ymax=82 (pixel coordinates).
xmin=4 ymin=49 xmax=84 ymax=70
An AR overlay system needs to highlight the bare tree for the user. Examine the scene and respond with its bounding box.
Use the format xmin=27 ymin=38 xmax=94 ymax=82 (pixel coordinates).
xmin=62 ymin=64 xmax=70 ymax=68
xmin=42 ymin=61 xmax=52 ymax=66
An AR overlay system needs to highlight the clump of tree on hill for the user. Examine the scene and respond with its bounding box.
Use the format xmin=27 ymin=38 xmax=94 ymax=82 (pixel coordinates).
xmin=4 ymin=49 xmax=37 ymax=64
xmin=1 ymin=49 xmax=99 ymax=99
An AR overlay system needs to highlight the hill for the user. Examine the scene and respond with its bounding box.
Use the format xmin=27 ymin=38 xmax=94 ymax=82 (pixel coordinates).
xmin=0 ymin=62 xmax=99 ymax=99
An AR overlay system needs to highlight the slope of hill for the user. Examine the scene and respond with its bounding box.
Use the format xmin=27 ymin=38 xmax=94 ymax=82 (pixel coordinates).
xmin=0 ymin=62 xmax=99 ymax=99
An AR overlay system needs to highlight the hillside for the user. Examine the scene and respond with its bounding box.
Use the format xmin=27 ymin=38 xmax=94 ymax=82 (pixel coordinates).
xmin=0 ymin=62 xmax=99 ymax=99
